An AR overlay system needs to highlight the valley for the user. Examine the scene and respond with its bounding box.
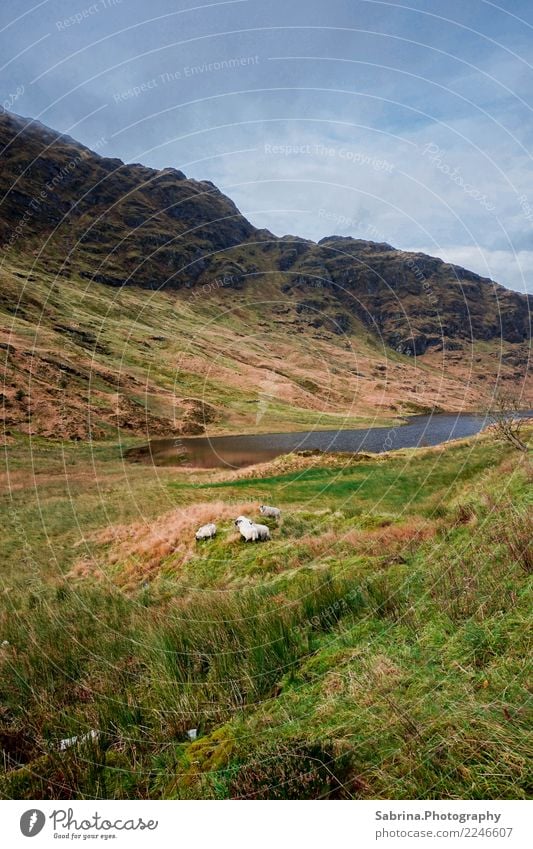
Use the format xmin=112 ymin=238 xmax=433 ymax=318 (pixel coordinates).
xmin=0 ymin=110 xmax=531 ymax=445
xmin=0 ymin=110 xmax=531 ymax=802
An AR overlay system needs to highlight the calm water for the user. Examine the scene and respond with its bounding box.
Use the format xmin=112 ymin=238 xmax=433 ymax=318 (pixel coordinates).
xmin=126 ymin=411 xmax=531 ymax=469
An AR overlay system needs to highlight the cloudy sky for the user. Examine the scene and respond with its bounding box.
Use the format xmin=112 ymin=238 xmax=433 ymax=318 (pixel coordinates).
xmin=2 ymin=0 xmax=533 ymax=292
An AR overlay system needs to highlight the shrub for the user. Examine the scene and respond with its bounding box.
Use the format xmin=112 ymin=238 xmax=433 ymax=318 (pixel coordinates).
xmin=228 ymin=741 xmax=352 ymax=799
xmin=493 ymin=506 xmax=533 ymax=574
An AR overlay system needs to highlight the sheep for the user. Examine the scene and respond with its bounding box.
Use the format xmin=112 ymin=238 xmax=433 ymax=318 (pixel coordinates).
xmin=234 ymin=516 xmax=271 ymax=542
xmin=234 ymin=516 xmax=257 ymax=542
xmin=259 ymin=504 xmax=281 ymax=521
xmin=253 ymin=522 xmax=271 ymax=541
xmin=195 ymin=522 xmax=217 ymax=541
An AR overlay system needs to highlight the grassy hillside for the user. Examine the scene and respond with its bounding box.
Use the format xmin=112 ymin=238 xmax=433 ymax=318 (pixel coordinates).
xmin=1 ymin=108 xmax=531 ymax=431
xmin=1 ymin=110 xmax=531 ymax=801
xmin=2 ymin=259 xmax=531 ymax=442
xmin=1 ymin=427 xmax=531 ymax=799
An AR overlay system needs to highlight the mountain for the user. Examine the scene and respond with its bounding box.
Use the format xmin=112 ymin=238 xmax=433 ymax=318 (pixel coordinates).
xmin=0 ymin=110 xmax=255 ymax=288
xmin=0 ymin=110 xmax=531 ymax=439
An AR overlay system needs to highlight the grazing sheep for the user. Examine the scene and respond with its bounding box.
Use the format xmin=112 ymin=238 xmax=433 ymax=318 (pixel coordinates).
xmin=195 ymin=522 xmax=217 ymax=541
xmin=235 ymin=516 xmax=257 ymax=541
xmin=253 ymin=522 xmax=271 ymax=541
xmin=235 ymin=516 xmax=271 ymax=542
xmin=259 ymin=504 xmax=281 ymax=520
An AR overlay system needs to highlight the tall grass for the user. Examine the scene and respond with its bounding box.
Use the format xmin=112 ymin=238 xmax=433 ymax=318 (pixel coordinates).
xmin=141 ymin=573 xmax=366 ymax=735
xmin=0 ymin=571 xmax=366 ymax=797
xmin=494 ymin=505 xmax=533 ymax=574
xmin=1 ymin=436 xmax=531 ymax=799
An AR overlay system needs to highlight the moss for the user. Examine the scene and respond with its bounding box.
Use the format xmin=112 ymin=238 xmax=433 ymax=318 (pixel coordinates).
xmin=182 ymin=727 xmax=235 ymax=784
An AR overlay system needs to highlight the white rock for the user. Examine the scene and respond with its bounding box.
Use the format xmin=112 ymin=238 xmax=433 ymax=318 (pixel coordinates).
xmin=58 ymin=729 xmax=99 ymax=751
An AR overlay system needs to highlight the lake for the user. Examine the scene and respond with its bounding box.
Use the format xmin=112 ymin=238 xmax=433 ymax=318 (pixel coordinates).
xmin=126 ymin=411 xmax=531 ymax=469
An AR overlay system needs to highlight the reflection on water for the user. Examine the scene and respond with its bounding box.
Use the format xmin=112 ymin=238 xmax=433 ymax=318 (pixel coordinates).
xmin=126 ymin=411 xmax=532 ymax=470
xmin=128 ymin=439 xmax=281 ymax=469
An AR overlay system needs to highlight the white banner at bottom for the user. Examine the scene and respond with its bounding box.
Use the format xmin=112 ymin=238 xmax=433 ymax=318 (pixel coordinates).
xmin=1 ymin=799 xmax=530 ymax=848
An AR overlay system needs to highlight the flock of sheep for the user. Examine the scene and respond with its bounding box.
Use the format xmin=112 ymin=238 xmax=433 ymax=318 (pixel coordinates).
xmin=195 ymin=504 xmax=281 ymax=542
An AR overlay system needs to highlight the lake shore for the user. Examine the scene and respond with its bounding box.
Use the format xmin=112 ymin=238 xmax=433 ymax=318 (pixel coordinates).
xmin=126 ymin=411 xmax=533 ymax=469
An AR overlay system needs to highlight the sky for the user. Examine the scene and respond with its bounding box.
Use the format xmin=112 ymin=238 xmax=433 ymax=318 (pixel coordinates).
xmin=2 ymin=0 xmax=533 ymax=293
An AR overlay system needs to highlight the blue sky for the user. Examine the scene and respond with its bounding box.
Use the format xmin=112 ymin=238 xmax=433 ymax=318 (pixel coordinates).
xmin=2 ymin=0 xmax=533 ymax=292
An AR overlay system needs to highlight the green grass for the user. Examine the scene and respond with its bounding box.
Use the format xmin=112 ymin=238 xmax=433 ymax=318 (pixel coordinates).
xmin=0 ymin=430 xmax=531 ymax=799
xmin=173 ymin=439 xmax=508 ymax=516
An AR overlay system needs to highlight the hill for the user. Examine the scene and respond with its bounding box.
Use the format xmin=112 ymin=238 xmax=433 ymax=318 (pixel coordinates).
xmin=1 ymin=426 xmax=531 ymax=798
xmin=0 ymin=109 xmax=531 ymax=439
xmin=1 ymin=111 xmax=531 ymax=802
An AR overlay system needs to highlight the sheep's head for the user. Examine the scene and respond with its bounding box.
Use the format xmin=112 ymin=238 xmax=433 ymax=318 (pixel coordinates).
xmin=235 ymin=516 xmax=251 ymax=526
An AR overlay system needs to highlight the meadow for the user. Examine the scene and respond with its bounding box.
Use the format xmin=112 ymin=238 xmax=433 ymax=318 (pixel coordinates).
xmin=0 ymin=428 xmax=531 ymax=799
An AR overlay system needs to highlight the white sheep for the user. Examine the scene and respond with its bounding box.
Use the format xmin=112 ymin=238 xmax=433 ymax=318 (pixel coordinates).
xmin=259 ymin=504 xmax=281 ymax=520
xmin=195 ymin=522 xmax=217 ymax=541
xmin=234 ymin=516 xmax=271 ymax=542
xmin=253 ymin=522 xmax=271 ymax=541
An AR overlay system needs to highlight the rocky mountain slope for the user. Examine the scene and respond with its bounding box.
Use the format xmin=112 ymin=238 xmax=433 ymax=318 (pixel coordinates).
xmin=0 ymin=110 xmax=531 ymax=439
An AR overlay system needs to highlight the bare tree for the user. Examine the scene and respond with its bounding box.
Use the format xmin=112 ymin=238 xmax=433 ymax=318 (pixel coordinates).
xmin=488 ymin=393 xmax=530 ymax=452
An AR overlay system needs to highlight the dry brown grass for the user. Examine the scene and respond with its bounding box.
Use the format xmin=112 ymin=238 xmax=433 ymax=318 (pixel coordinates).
xmin=367 ymin=519 xmax=437 ymax=550
xmin=491 ymin=505 xmax=533 ymax=574
xmin=296 ymin=518 xmax=437 ymax=561
xmin=71 ymin=499 xmax=258 ymax=584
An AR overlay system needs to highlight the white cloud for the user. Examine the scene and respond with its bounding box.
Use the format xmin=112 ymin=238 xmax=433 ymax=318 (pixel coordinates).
xmin=414 ymin=245 xmax=533 ymax=294
xmin=177 ymin=107 xmax=533 ymax=294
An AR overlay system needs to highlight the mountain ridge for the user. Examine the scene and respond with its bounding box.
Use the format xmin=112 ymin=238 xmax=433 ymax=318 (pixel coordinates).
xmin=0 ymin=110 xmax=531 ymax=439
xmin=1 ymin=108 xmax=530 ymax=355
